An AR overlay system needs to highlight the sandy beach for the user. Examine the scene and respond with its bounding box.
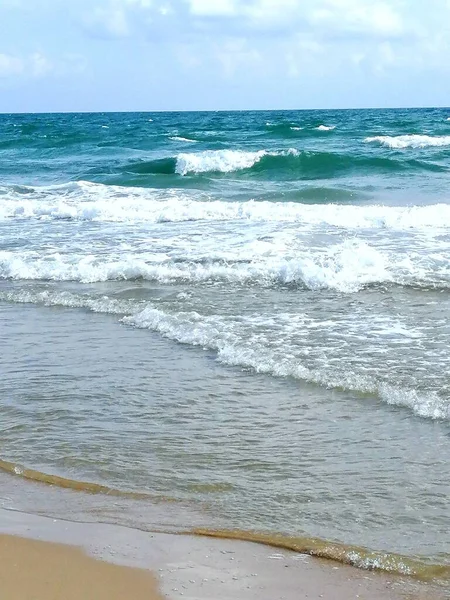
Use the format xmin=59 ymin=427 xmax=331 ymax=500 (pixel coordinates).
xmin=0 ymin=534 xmax=163 ymax=600
xmin=0 ymin=507 xmax=445 ymax=600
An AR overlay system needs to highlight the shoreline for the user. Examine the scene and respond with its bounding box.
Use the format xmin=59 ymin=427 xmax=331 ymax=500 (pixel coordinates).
xmin=1 ymin=458 xmax=448 ymax=582
xmin=0 ymin=507 xmax=445 ymax=600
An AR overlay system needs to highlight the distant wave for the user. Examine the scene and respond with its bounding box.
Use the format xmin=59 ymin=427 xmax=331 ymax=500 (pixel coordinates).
xmin=264 ymin=122 xmax=336 ymax=137
xmin=169 ymin=136 xmax=197 ymax=143
xmin=365 ymin=134 xmax=450 ymax=149
xmin=121 ymin=148 xmax=444 ymax=179
xmin=265 ymin=122 xmax=304 ymax=135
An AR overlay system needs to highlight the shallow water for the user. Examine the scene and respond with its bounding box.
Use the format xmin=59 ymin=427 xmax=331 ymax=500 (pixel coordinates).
xmin=0 ymin=109 xmax=449 ymax=580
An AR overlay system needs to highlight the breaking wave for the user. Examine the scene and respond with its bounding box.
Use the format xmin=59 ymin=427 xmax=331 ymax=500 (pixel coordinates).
xmin=2 ymin=181 xmax=450 ymax=228
xmin=115 ymin=147 xmax=443 ymax=179
xmin=365 ymin=134 xmax=450 ymax=149
xmin=1 ymin=239 xmax=449 ymax=292
xmin=175 ymin=149 xmax=271 ymax=175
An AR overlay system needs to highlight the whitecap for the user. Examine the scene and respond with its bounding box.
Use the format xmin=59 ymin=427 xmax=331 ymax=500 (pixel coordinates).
xmin=169 ymin=136 xmax=197 ymax=143
xmin=365 ymin=134 xmax=450 ymax=149
xmin=1 ymin=238 xmax=449 ymax=292
xmin=2 ymin=182 xmax=450 ymax=232
xmin=316 ymin=125 xmax=335 ymax=131
xmin=175 ymin=149 xmax=267 ymax=175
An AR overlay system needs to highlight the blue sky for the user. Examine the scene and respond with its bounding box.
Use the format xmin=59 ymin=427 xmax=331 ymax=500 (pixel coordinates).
xmin=1 ymin=0 xmax=449 ymax=112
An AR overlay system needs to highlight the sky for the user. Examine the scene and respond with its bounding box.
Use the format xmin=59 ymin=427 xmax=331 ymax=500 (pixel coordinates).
xmin=0 ymin=0 xmax=450 ymax=112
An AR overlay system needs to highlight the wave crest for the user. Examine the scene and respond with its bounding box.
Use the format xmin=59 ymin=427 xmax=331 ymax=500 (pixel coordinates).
xmin=2 ymin=239 xmax=449 ymax=292
xmin=2 ymin=182 xmax=450 ymax=230
xmin=175 ymin=149 xmax=299 ymax=175
xmin=365 ymin=134 xmax=450 ymax=149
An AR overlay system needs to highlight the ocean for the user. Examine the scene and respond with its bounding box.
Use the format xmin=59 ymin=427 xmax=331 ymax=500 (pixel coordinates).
xmin=0 ymin=108 xmax=449 ymax=584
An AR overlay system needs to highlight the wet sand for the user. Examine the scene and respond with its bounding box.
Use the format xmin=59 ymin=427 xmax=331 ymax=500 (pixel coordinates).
xmin=0 ymin=508 xmax=445 ymax=600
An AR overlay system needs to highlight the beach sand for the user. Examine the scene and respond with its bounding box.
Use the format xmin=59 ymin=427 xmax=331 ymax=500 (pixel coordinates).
xmin=0 ymin=534 xmax=163 ymax=600
xmin=0 ymin=507 xmax=445 ymax=600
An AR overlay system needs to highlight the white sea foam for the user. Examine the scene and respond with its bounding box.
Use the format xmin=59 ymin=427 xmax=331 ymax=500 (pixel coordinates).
xmin=0 ymin=289 xmax=138 ymax=315
xmin=123 ymin=306 xmax=449 ymax=421
xmin=0 ymin=284 xmax=446 ymax=420
xmin=175 ymin=149 xmax=267 ymax=175
xmin=291 ymin=126 xmax=303 ymax=131
xmin=169 ymin=136 xmax=197 ymax=143
xmin=1 ymin=240 xmax=448 ymax=292
xmin=379 ymin=385 xmax=450 ymax=420
xmin=365 ymin=134 xmax=450 ymax=149
xmin=316 ymin=125 xmax=335 ymax=131
xmin=2 ymin=181 xmax=450 ymax=231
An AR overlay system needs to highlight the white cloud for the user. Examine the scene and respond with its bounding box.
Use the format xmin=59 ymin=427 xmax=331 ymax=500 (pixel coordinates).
xmin=0 ymin=53 xmax=24 ymax=77
xmin=83 ymin=6 xmax=130 ymax=38
xmin=73 ymin=0 xmax=450 ymax=82
xmin=188 ymin=0 xmax=237 ymax=17
xmin=310 ymin=0 xmax=404 ymax=37
xmin=215 ymin=38 xmax=262 ymax=77
xmin=0 ymin=51 xmax=86 ymax=83
xmin=85 ymin=0 xmax=408 ymax=40
xmin=30 ymin=52 xmax=53 ymax=77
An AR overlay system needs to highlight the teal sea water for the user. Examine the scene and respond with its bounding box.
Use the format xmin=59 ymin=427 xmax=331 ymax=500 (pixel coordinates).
xmin=0 ymin=109 xmax=449 ymax=583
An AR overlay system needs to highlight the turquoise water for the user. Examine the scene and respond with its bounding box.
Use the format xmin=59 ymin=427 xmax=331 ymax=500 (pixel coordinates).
xmin=0 ymin=109 xmax=449 ymax=581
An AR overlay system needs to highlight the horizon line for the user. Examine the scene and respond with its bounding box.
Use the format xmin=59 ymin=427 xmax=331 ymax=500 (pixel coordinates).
xmin=1 ymin=105 xmax=450 ymax=116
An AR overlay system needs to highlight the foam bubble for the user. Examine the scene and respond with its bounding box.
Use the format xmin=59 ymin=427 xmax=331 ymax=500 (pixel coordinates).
xmin=365 ymin=134 xmax=450 ymax=149
xmin=316 ymin=125 xmax=335 ymax=131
